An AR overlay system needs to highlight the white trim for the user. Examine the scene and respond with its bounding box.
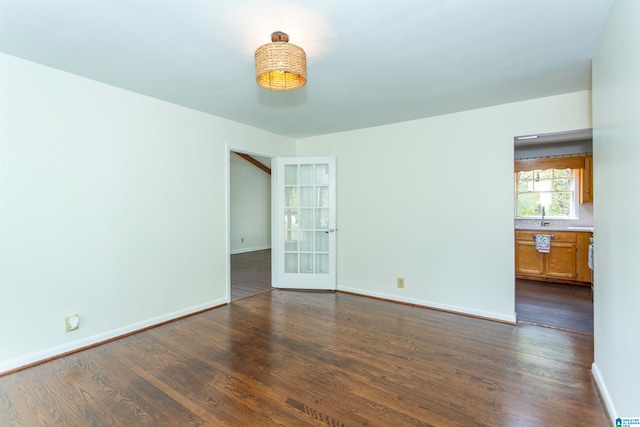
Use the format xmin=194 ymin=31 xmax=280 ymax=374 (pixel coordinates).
xmin=227 ymin=144 xmax=278 ymax=160
xmin=0 ymin=297 xmax=227 ymax=374
xmin=338 ymin=285 xmax=517 ymax=324
xmin=230 ymin=245 xmax=271 ymax=255
xmin=591 ymin=363 xmax=616 ymax=427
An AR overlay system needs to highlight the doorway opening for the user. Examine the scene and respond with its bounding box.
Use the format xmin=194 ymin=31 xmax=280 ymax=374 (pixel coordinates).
xmin=513 ymin=129 xmax=594 ymax=334
xmin=228 ymin=147 xmax=275 ymax=301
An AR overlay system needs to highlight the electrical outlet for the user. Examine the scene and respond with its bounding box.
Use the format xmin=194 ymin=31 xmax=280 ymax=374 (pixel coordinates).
xmin=397 ymin=277 xmax=405 ymax=288
xmin=65 ymin=315 xmax=80 ymax=332
xmin=241 ymin=237 xmax=245 ymax=243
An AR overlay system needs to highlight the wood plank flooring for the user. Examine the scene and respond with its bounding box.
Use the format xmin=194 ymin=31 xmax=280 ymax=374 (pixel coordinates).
xmin=515 ymin=279 xmax=594 ymax=334
xmin=231 ymin=249 xmax=271 ymax=300
xmin=0 ymin=290 xmax=608 ymax=426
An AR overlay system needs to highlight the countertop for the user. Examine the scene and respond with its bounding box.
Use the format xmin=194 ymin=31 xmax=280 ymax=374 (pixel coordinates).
xmin=515 ymin=226 xmax=594 ymax=232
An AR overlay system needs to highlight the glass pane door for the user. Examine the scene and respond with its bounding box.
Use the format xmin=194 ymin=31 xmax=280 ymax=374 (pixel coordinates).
xmin=274 ymin=158 xmax=336 ymax=289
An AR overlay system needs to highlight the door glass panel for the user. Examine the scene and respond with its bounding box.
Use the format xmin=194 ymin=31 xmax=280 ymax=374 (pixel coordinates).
xmin=300 ymin=253 xmax=314 ymax=273
xmin=315 ymin=208 xmax=329 ymax=229
xmin=315 ymin=254 xmax=329 ymax=274
xmin=300 ymin=231 xmax=314 ymax=251
xmin=315 ymin=231 xmax=328 ymax=252
xmin=316 ymin=186 xmax=329 ymax=208
xmin=300 ymin=186 xmax=314 ymax=207
xmin=285 ymin=253 xmax=298 ymax=273
xmin=285 ymin=187 xmax=298 ymax=207
xmin=299 ymin=209 xmax=314 ymax=229
xmin=284 ymin=209 xmax=298 ymax=230
xmin=285 ymin=165 xmax=298 ymax=185
xmin=300 ymin=165 xmax=314 ymax=185
xmin=315 ymin=164 xmax=329 ymax=185
xmin=285 ymin=230 xmax=298 ymax=251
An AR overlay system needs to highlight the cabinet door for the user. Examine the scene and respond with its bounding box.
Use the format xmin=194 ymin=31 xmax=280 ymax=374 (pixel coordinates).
xmin=580 ymin=155 xmax=593 ymax=203
xmin=515 ymin=241 xmax=544 ymax=276
xmin=576 ymin=233 xmax=593 ymax=282
xmin=546 ymin=242 xmax=577 ymax=279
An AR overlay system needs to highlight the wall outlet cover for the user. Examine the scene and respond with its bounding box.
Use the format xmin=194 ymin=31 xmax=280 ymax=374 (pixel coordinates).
xmin=65 ymin=315 xmax=80 ymax=332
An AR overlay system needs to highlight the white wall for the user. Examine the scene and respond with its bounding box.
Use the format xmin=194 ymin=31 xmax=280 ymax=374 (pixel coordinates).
xmin=230 ymin=152 xmax=271 ymax=253
xmin=592 ymin=0 xmax=640 ymax=422
xmin=297 ymin=91 xmax=592 ymax=322
xmin=0 ymin=54 xmax=295 ymax=372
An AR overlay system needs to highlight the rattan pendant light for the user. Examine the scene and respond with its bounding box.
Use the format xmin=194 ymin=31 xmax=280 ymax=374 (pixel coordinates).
xmin=255 ymin=31 xmax=306 ymax=91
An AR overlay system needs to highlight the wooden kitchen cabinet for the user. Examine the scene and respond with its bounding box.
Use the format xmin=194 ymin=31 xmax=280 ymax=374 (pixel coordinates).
xmin=545 ymin=241 xmax=576 ymax=279
xmin=515 ymin=240 xmax=544 ymax=276
xmin=580 ymin=154 xmax=593 ymax=203
xmin=515 ymin=230 xmax=591 ymax=285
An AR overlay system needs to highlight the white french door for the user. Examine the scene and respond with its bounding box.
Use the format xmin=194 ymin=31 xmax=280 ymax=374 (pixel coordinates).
xmin=272 ymin=157 xmax=336 ymax=290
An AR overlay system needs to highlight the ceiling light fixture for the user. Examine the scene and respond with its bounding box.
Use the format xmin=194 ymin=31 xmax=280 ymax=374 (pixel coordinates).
xmin=255 ymin=31 xmax=306 ymax=91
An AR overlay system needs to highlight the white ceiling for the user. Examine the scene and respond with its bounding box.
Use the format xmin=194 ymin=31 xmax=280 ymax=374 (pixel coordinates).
xmin=0 ymin=0 xmax=613 ymax=139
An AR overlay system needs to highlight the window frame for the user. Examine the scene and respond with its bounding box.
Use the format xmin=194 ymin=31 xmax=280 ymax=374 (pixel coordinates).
xmin=514 ymin=168 xmax=579 ymax=220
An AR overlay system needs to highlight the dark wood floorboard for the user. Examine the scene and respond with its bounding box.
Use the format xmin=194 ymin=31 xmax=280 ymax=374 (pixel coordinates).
xmin=230 ymin=249 xmax=271 ymax=300
xmin=515 ymin=279 xmax=594 ymax=334
xmin=0 ymin=291 xmax=607 ymax=426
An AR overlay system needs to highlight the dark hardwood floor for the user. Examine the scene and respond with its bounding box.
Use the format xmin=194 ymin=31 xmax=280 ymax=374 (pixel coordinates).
xmin=230 ymin=249 xmax=271 ymax=300
xmin=515 ymin=279 xmax=594 ymax=334
xmin=1 ymin=290 xmax=607 ymax=426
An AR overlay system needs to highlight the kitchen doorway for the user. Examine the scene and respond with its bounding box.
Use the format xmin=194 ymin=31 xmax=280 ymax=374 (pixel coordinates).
xmin=513 ymin=129 xmax=594 ymax=334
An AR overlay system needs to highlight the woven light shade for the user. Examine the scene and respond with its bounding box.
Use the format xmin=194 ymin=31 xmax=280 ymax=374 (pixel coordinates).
xmin=255 ymin=31 xmax=306 ymax=91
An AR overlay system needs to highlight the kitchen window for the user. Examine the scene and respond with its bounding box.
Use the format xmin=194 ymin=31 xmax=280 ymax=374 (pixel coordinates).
xmin=515 ymin=168 xmax=578 ymax=219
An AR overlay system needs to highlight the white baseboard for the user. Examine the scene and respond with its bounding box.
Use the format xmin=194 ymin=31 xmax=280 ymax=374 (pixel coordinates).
xmin=591 ymin=363 xmax=616 ymax=426
xmin=337 ymin=285 xmax=517 ymax=324
xmin=0 ymin=297 xmax=227 ymax=375
xmin=230 ymin=245 xmax=271 ymax=255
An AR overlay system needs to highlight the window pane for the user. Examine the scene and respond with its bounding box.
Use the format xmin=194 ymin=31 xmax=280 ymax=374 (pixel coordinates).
xmin=285 ymin=165 xmax=298 ymax=185
xmin=315 ymin=209 xmax=329 ymax=229
xmin=285 ymin=187 xmax=298 ymax=207
xmin=284 ymin=230 xmax=298 ymax=251
xmin=315 ymin=231 xmax=329 ymax=252
xmin=285 ymin=253 xmax=298 ymax=273
xmin=300 ymin=165 xmax=314 ymax=185
xmin=537 ymin=169 xmax=553 ymax=180
xmin=284 ymin=209 xmax=298 ymax=230
xmin=300 ymin=186 xmax=314 ymax=207
xmin=518 ymin=176 xmax=532 ymax=192
xmin=315 ymin=254 xmax=329 ymax=274
xmin=554 ymin=168 xmax=572 ymax=178
xmin=549 ymin=192 xmax=572 ymax=216
xmin=533 ymin=179 xmax=552 ymax=191
xmin=519 ymin=171 xmax=533 ymax=180
xmin=516 ymin=193 xmax=540 ymax=217
xmin=300 ymin=231 xmax=314 ymax=251
xmin=300 ymin=254 xmax=314 ymax=274
xmin=299 ymin=209 xmax=314 ymax=229
xmin=553 ymin=179 xmax=571 ymax=191
xmin=315 ymin=164 xmax=329 ymax=185
xmin=316 ymin=186 xmax=329 ymax=207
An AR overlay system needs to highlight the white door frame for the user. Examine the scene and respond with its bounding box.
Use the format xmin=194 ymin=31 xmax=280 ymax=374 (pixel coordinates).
xmin=225 ymin=143 xmax=277 ymax=303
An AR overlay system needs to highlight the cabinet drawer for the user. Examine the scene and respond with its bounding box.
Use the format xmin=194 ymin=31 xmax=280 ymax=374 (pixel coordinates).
xmin=551 ymin=232 xmax=577 ymax=243
xmin=515 ymin=231 xmax=576 ymax=243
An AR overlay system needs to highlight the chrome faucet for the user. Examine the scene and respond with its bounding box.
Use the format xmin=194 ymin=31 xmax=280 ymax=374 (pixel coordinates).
xmin=540 ymin=206 xmax=550 ymax=226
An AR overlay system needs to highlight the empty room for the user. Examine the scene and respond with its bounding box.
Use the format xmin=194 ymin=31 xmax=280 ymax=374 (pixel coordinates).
xmin=1 ymin=0 xmax=638 ymax=426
